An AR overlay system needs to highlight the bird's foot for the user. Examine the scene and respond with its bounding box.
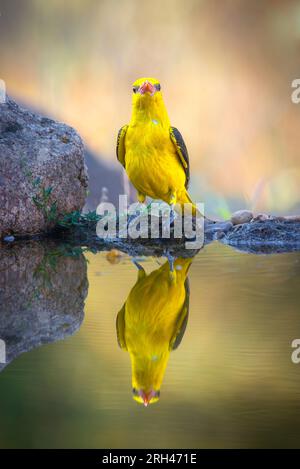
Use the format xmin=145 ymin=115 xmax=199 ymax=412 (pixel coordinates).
xmin=131 ymin=258 xmax=144 ymax=271
xmin=169 ymin=205 xmax=176 ymax=226
xmin=163 ymin=248 xmax=175 ymax=272
xmin=160 ymin=204 xmax=177 ymax=236
xmin=146 ymin=200 xmax=154 ymax=212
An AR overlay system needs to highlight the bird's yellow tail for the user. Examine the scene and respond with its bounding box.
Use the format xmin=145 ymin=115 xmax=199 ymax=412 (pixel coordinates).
xmin=176 ymin=191 xmax=204 ymax=219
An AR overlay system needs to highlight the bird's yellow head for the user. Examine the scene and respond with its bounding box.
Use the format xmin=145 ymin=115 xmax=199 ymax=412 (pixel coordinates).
xmin=131 ymin=77 xmax=169 ymax=124
xmin=130 ymin=346 xmax=171 ymax=407
xmin=132 ymin=387 xmax=160 ymax=407
xmin=132 ymin=77 xmax=161 ymax=98
xmin=131 ymin=353 xmax=167 ymax=407
xmin=131 ymin=77 xmax=168 ymax=118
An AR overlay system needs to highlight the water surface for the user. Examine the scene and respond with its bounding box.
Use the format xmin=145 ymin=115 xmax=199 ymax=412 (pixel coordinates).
xmin=0 ymin=241 xmax=300 ymax=448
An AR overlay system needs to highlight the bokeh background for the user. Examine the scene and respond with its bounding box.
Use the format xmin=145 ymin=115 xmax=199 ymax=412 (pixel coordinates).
xmin=1 ymin=0 xmax=300 ymax=217
xmin=1 ymin=3 xmax=300 ymax=448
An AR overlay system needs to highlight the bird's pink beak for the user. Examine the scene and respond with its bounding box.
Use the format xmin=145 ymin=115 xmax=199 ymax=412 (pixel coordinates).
xmin=138 ymin=81 xmax=155 ymax=96
xmin=139 ymin=390 xmax=156 ymax=406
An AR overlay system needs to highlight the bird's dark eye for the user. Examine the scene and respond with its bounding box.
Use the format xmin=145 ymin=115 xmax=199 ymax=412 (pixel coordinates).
xmin=133 ymin=86 xmax=138 ymax=93
xmin=132 ymin=387 xmax=138 ymax=395
xmin=155 ymin=83 xmax=161 ymax=91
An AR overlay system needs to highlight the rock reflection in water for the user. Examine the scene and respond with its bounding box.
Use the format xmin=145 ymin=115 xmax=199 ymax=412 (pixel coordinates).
xmin=0 ymin=241 xmax=88 ymax=371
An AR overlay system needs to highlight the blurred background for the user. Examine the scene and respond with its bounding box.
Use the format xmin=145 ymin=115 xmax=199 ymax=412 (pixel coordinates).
xmin=0 ymin=0 xmax=300 ymax=217
xmin=1 ymin=3 xmax=300 ymax=448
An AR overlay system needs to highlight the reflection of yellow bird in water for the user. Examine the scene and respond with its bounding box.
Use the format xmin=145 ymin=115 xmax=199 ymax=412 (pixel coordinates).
xmin=116 ymin=77 xmax=197 ymax=213
xmin=116 ymin=257 xmax=192 ymax=406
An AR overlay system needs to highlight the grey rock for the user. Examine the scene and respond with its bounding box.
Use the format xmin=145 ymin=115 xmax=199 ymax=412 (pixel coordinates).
xmin=231 ymin=209 xmax=253 ymax=225
xmin=0 ymin=240 xmax=88 ymax=372
xmin=0 ymin=97 xmax=88 ymax=238
xmin=205 ymin=220 xmax=233 ymax=234
xmin=251 ymin=213 xmax=270 ymax=222
xmin=283 ymin=215 xmax=300 ymax=222
xmin=215 ymin=231 xmax=225 ymax=239
xmin=222 ymin=219 xmax=300 ymax=253
xmin=57 ymin=213 xmax=300 ymax=257
xmin=3 ymin=235 xmax=14 ymax=242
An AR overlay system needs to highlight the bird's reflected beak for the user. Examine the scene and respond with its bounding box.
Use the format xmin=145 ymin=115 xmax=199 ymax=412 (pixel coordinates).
xmin=139 ymin=389 xmax=156 ymax=406
xmin=138 ymin=81 xmax=155 ymax=96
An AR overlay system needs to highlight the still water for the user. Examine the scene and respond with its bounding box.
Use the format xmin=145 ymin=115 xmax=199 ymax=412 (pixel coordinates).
xmin=0 ymin=241 xmax=300 ymax=448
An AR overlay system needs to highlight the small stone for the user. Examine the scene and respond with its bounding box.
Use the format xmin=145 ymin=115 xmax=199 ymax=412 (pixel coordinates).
xmin=252 ymin=213 xmax=269 ymax=222
xmin=3 ymin=235 xmax=15 ymax=242
xmin=208 ymin=221 xmax=232 ymax=232
xmin=231 ymin=210 xmax=253 ymax=225
xmin=219 ymin=221 xmax=233 ymax=233
xmin=213 ymin=230 xmax=225 ymax=240
xmin=216 ymin=231 xmax=225 ymax=239
xmin=282 ymin=215 xmax=300 ymax=222
xmin=60 ymin=135 xmax=70 ymax=144
xmin=106 ymin=249 xmax=122 ymax=264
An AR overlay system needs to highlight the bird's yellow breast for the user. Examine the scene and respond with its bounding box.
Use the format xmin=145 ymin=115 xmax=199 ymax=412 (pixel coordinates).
xmin=125 ymin=122 xmax=186 ymax=202
xmin=124 ymin=267 xmax=186 ymax=357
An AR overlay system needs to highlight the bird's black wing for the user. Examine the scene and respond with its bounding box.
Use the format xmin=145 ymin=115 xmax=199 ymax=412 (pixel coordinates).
xmin=170 ymin=127 xmax=190 ymax=189
xmin=116 ymin=303 xmax=127 ymax=350
xmin=169 ymin=278 xmax=190 ymax=351
xmin=116 ymin=124 xmax=128 ymax=168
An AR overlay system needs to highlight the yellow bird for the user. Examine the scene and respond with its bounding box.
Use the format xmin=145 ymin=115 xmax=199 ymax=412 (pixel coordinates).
xmin=116 ymin=77 xmax=194 ymax=210
xmin=116 ymin=257 xmax=192 ymax=406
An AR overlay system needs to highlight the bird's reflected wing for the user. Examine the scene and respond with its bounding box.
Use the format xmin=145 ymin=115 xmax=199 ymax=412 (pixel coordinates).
xmin=169 ymin=127 xmax=190 ymax=189
xmin=169 ymin=278 xmax=190 ymax=351
xmin=116 ymin=303 xmax=127 ymax=350
xmin=116 ymin=124 xmax=128 ymax=168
